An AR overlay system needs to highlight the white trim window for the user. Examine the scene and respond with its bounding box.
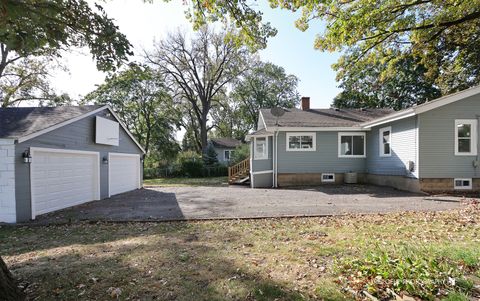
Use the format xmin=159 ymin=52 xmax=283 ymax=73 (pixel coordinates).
xmin=338 ymin=132 xmax=366 ymax=158
xmin=379 ymin=126 xmax=392 ymax=157
xmin=254 ymin=137 xmax=268 ymax=160
xmin=321 ymin=173 xmax=335 ymax=183
xmin=455 ymin=119 xmax=477 ymax=156
xmin=286 ymin=132 xmax=316 ymax=151
xmin=454 ymin=178 xmax=472 ymax=190
xmin=224 ymin=150 xmax=234 ymax=161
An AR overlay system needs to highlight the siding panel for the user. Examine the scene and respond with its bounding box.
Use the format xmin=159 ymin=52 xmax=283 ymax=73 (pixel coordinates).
xmin=277 ymin=132 xmax=366 ymax=173
xmin=419 ymin=94 xmax=480 ymax=178
xmin=366 ymin=116 xmax=417 ymax=177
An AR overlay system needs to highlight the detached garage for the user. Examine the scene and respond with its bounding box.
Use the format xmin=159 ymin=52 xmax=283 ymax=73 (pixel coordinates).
xmin=0 ymin=105 xmax=145 ymax=223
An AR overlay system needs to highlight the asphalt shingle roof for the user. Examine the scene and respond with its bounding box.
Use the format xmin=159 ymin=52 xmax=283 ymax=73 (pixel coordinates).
xmin=260 ymin=107 xmax=394 ymax=128
xmin=0 ymin=105 xmax=103 ymax=139
xmin=210 ymin=137 xmax=243 ymax=148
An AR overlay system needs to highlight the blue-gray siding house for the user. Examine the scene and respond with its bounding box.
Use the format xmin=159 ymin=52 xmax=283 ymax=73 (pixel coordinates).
xmin=0 ymin=105 xmax=145 ymax=223
xmin=247 ymin=86 xmax=480 ymax=192
xmin=208 ymin=138 xmax=242 ymax=165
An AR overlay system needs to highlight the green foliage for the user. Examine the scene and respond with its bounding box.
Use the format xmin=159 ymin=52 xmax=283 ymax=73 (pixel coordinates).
xmin=337 ymin=244 xmax=477 ymax=300
xmin=443 ymin=292 xmax=470 ymax=301
xmin=84 ymin=64 xmax=180 ymax=163
xmin=230 ymin=144 xmax=250 ymax=165
xmin=188 ymin=0 xmax=480 ymax=107
xmin=0 ymin=0 xmax=132 ymax=71
xmin=203 ymin=144 xmax=219 ymax=166
xmin=315 ymin=281 xmax=350 ymax=301
xmin=231 ymin=61 xmax=299 ymax=131
xmin=333 ymin=53 xmax=441 ymax=110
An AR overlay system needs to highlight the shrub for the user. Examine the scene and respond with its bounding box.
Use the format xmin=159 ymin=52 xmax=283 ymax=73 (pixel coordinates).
xmin=230 ymin=143 xmax=250 ymax=165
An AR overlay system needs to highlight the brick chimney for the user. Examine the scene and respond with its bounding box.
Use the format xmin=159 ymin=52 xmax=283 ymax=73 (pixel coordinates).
xmin=301 ymin=97 xmax=310 ymax=111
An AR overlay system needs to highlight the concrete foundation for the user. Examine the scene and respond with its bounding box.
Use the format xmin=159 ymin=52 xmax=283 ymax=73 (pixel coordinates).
xmin=278 ymin=173 xmax=367 ymax=187
xmin=367 ymin=174 xmax=421 ymax=193
xmin=419 ymin=178 xmax=480 ymax=192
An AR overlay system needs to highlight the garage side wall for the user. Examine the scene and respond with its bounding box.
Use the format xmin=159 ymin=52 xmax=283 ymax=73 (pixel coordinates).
xmin=0 ymin=139 xmax=16 ymax=223
xmin=15 ymin=109 xmax=143 ymax=222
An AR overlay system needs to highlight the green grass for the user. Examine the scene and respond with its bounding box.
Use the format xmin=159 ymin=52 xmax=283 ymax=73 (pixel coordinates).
xmin=1 ymin=205 xmax=479 ymax=300
xmin=143 ymin=176 xmax=228 ymax=187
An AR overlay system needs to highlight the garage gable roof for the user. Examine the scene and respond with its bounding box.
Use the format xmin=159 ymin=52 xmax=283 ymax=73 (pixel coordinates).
xmin=0 ymin=105 xmax=145 ymax=153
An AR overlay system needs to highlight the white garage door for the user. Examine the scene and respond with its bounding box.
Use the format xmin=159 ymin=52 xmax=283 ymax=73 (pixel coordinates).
xmin=30 ymin=148 xmax=100 ymax=219
xmin=109 ymin=153 xmax=141 ymax=197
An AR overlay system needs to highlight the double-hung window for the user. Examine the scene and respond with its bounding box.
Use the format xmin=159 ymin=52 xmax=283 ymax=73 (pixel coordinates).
xmin=379 ymin=126 xmax=392 ymax=157
xmin=286 ymin=133 xmax=316 ymax=151
xmin=254 ymin=137 xmax=268 ymax=160
xmin=338 ymin=132 xmax=366 ymax=158
xmin=455 ymin=119 xmax=477 ymax=156
xmin=224 ymin=150 xmax=234 ymax=161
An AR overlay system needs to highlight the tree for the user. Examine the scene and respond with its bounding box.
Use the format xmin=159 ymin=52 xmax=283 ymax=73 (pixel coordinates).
xmin=232 ymin=62 xmax=299 ymax=130
xmin=0 ymin=256 xmax=25 ymax=301
xmin=209 ymin=93 xmax=249 ymax=140
xmin=203 ymin=144 xmax=218 ymax=166
xmin=84 ymin=64 xmax=180 ymax=163
xmin=0 ymin=52 xmax=63 ymax=107
xmin=1 ymin=0 xmax=132 ymax=72
xmin=146 ymin=27 xmax=250 ymax=156
xmin=333 ymin=53 xmax=441 ymax=110
xmin=185 ymin=0 xmax=480 ymax=102
xmin=0 ymin=0 xmax=133 ymax=107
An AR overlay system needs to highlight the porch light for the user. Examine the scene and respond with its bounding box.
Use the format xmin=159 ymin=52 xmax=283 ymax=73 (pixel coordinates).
xmin=22 ymin=150 xmax=32 ymax=163
xmin=102 ymin=156 xmax=109 ymax=164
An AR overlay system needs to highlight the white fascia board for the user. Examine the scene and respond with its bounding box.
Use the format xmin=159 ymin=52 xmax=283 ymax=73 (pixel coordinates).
xmin=362 ymin=111 xmax=415 ymax=128
xmin=16 ymin=105 xmax=146 ymax=154
xmin=245 ymin=133 xmax=274 ymax=140
xmin=259 ymin=110 xmax=268 ymax=130
xmin=105 ymin=106 xmax=146 ymax=154
xmin=269 ymin=126 xmax=370 ymax=132
xmin=362 ymin=85 xmax=480 ymax=128
xmin=17 ymin=106 xmax=109 ymax=143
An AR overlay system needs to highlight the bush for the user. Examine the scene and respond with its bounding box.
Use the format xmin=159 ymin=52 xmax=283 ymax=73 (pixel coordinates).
xmin=230 ymin=143 xmax=250 ymax=165
xmin=143 ymin=151 xmax=228 ymax=178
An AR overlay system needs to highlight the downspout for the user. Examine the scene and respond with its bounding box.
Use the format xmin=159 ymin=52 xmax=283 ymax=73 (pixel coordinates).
xmin=274 ymin=131 xmax=279 ymax=188
xmin=272 ymin=133 xmax=275 ymax=187
xmin=476 ymin=115 xmax=480 ymax=177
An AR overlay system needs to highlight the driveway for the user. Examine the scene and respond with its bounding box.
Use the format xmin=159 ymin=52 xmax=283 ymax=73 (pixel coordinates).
xmin=29 ymin=185 xmax=472 ymax=224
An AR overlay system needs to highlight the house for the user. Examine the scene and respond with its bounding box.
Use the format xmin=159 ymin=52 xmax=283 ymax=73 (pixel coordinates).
xmin=0 ymin=105 xmax=145 ymax=223
xmin=208 ymin=138 xmax=242 ymax=164
xmin=246 ymin=86 xmax=480 ymax=193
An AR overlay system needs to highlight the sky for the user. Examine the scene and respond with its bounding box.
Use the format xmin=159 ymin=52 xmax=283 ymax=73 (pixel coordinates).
xmin=52 ymin=0 xmax=341 ymax=109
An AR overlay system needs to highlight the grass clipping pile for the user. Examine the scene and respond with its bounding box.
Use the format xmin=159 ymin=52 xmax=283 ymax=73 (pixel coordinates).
xmin=335 ymin=201 xmax=480 ymax=300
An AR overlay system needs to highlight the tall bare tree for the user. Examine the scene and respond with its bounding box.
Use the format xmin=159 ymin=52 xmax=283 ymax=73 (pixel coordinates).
xmin=146 ymin=27 xmax=250 ymax=155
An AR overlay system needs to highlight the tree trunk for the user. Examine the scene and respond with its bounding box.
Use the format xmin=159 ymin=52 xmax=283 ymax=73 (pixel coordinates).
xmin=0 ymin=256 xmax=25 ymax=301
xmin=200 ymin=113 xmax=209 ymax=156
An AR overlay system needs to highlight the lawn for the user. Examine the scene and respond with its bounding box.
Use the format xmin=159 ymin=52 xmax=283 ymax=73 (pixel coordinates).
xmin=144 ymin=176 xmax=228 ymax=187
xmin=1 ymin=203 xmax=479 ymax=300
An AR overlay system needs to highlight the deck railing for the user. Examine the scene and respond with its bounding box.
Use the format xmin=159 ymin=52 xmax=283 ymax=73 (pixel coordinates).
xmin=228 ymin=158 xmax=250 ymax=183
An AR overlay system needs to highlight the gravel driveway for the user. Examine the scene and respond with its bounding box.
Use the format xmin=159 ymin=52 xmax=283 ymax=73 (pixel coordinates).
xmin=29 ymin=185 xmax=472 ymax=224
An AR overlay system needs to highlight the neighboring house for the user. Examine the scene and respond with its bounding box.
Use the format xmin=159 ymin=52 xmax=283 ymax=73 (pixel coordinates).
xmin=0 ymin=105 xmax=145 ymax=223
xmin=208 ymin=138 xmax=242 ymax=164
xmin=246 ymin=86 xmax=480 ymax=193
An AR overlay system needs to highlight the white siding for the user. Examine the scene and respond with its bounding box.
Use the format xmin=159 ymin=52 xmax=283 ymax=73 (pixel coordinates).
xmin=0 ymin=139 xmax=16 ymax=223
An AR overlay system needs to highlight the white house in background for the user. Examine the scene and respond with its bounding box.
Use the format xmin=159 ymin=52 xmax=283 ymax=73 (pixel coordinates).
xmin=0 ymin=105 xmax=145 ymax=223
